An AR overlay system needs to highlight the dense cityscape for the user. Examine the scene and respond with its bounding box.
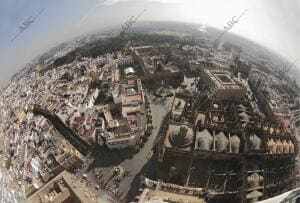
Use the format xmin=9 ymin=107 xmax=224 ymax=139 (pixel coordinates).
xmin=0 ymin=23 xmax=300 ymax=203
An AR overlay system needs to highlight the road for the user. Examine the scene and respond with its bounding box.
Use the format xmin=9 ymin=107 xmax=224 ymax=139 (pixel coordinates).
xmin=118 ymin=95 xmax=172 ymax=201
xmin=81 ymin=94 xmax=173 ymax=202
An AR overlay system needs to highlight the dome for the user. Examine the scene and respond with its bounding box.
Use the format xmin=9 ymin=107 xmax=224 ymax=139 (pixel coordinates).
xmin=267 ymin=138 xmax=277 ymax=154
xmin=247 ymin=173 xmax=263 ymax=187
xmin=288 ymin=140 xmax=294 ymax=153
xmin=230 ymin=134 xmax=240 ymax=153
xmin=215 ymin=132 xmax=229 ymax=152
xmin=269 ymin=127 xmax=275 ymax=134
xmin=249 ymin=134 xmax=262 ymax=150
xmin=276 ymin=140 xmax=283 ymax=154
xmin=168 ymin=126 xmax=193 ymax=149
xmin=124 ymin=67 xmax=135 ymax=75
xmin=276 ymin=128 xmax=281 ymax=134
xmin=282 ymin=140 xmax=289 ymax=153
xmin=195 ymin=129 xmax=213 ymax=150
xmin=247 ymin=190 xmax=263 ymax=202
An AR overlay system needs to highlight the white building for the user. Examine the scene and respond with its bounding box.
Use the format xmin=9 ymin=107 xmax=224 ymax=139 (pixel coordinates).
xmin=101 ymin=124 xmax=140 ymax=150
xmin=117 ymin=56 xmax=134 ymax=67
xmin=31 ymin=157 xmax=42 ymax=175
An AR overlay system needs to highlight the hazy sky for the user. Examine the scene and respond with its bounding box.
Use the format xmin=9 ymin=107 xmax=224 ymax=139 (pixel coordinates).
xmin=0 ymin=0 xmax=300 ymax=86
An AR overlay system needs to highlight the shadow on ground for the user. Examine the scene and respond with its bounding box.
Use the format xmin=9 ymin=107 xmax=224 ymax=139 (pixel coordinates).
xmin=124 ymin=156 xmax=158 ymax=203
xmin=86 ymin=146 xmax=136 ymax=171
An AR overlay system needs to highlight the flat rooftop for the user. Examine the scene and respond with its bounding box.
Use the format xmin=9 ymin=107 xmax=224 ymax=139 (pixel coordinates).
xmin=139 ymin=188 xmax=206 ymax=203
xmin=138 ymin=178 xmax=205 ymax=203
xmin=214 ymin=73 xmax=235 ymax=85
xmin=26 ymin=170 xmax=97 ymax=203
xmin=203 ymin=69 xmax=243 ymax=90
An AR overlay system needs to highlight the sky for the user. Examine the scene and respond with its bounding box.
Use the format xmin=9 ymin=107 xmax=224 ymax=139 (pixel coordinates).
xmin=0 ymin=0 xmax=300 ymax=86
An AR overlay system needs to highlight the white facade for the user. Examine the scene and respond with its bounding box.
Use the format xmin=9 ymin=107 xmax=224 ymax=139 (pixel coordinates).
xmin=106 ymin=133 xmax=140 ymax=150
